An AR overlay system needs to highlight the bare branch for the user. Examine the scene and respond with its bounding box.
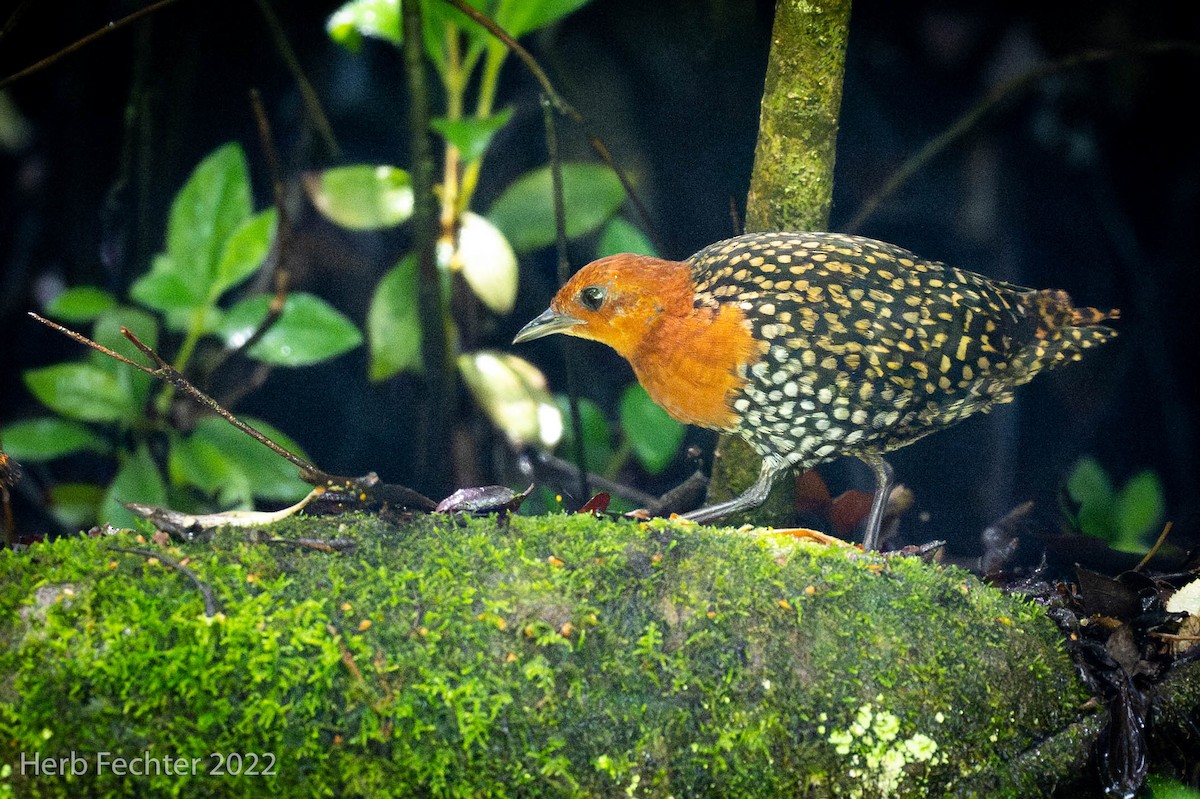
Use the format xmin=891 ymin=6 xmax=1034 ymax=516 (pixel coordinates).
xmin=843 ymin=42 xmax=1200 ymax=233
xmin=0 ymin=0 xmax=186 ymax=91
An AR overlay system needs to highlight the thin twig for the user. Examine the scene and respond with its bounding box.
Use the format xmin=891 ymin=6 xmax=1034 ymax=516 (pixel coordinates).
xmin=205 ymin=90 xmax=291 ymax=388
xmin=843 ymin=41 xmax=1200 ymax=233
xmin=524 ymin=450 xmax=656 ymax=508
xmin=29 ymin=312 xmax=438 ymax=510
xmin=253 ymin=0 xmax=340 ymax=158
xmin=0 ymin=0 xmax=36 ymax=43
xmin=0 ymin=0 xmax=185 ymax=91
xmin=728 ymin=196 xmax=743 ymax=237
xmin=1133 ymin=521 xmax=1174 ymax=573
xmin=438 ymin=0 xmax=663 ymax=252
xmin=28 ymin=312 xmax=318 ymax=477
xmin=109 ymin=546 xmax=221 ymax=617
xmin=250 ymin=88 xmax=291 ymax=239
xmin=543 ymin=95 xmax=590 ymax=504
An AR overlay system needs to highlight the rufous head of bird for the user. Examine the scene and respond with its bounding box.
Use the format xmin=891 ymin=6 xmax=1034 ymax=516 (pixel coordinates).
xmin=512 ymin=254 xmax=692 ymax=359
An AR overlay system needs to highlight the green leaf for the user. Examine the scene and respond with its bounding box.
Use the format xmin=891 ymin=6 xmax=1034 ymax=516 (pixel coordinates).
xmin=23 ymin=362 xmax=135 ymax=423
xmin=90 ymin=307 xmax=159 ymax=413
xmin=488 ymin=163 xmax=626 ymax=253
xmin=1113 ymin=470 xmax=1165 ymax=546
xmin=619 ymin=383 xmax=684 ymax=475
xmin=213 ymin=208 xmax=277 ymax=300
xmin=495 ymin=0 xmax=593 ymax=38
xmin=459 ymin=351 xmax=562 ymax=448
xmin=165 ymin=142 xmax=253 ymax=293
xmin=554 ymin=395 xmax=614 ymax=477
xmin=456 ymin=211 xmax=518 ymax=314
xmin=368 ymin=255 xmax=423 ymax=381
xmin=101 ymin=444 xmax=166 ymax=528
xmin=304 ymin=165 xmax=414 ymax=231
xmin=1066 ymin=456 xmax=1115 ymax=539
xmin=1 ymin=417 xmax=108 ymax=461
xmin=597 ymin=216 xmax=658 ymax=258
xmin=47 ymin=483 xmax=105 ymax=530
xmin=430 ymin=108 xmax=514 ymax=163
xmin=169 ymin=430 xmax=249 ymax=503
xmin=199 ymin=416 xmax=311 ymax=503
xmin=129 ymin=256 xmax=207 ymax=321
xmin=218 ymin=292 xmax=363 ymax=367
xmin=169 ymin=416 xmax=310 ymax=507
xmin=327 ymin=0 xmax=401 ymax=50
xmin=45 ymin=286 xmax=117 ymax=323
xmin=422 ymin=0 xmax=492 ymax=72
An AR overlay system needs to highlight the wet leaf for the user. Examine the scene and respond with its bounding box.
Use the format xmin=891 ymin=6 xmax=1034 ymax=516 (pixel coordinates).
xmin=459 ymin=351 xmax=562 ymax=448
xmin=130 ymin=256 xmax=205 ymax=321
xmin=368 ymin=254 xmax=422 ymax=381
xmin=619 ymin=383 xmax=683 ymax=475
xmin=495 ymin=0 xmax=593 ymax=38
xmin=213 ymin=208 xmax=276 ymax=299
xmin=1113 ymin=470 xmax=1164 ymax=547
xmin=488 ymin=163 xmax=625 ymax=253
xmin=435 ymin=484 xmax=533 ymax=515
xmin=45 ymin=286 xmax=117 ymax=323
xmin=578 ymin=492 xmax=610 ymax=514
xmin=165 ymin=143 xmax=252 ymax=293
xmin=102 ymin=444 xmax=166 ymax=528
xmin=305 ymin=165 xmax=413 ymax=230
xmin=0 ymin=417 xmax=109 ymax=461
xmin=597 ymin=216 xmax=657 ymax=258
xmin=456 ymin=211 xmax=518 ymax=314
xmin=23 ymin=363 xmax=135 ymax=423
xmin=1067 ymin=456 xmax=1115 ymax=539
xmin=218 ymin=292 xmax=363 ymax=367
xmin=829 ymin=490 xmax=874 ymax=537
xmin=90 ymin=307 xmax=159 ymax=413
xmin=431 ymin=108 xmax=513 ymax=163
xmin=327 ymin=0 xmax=401 ymax=49
xmin=47 ymin=483 xmax=104 ymax=529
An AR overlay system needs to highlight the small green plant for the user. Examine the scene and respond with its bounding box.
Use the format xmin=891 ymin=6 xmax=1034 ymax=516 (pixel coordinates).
xmin=315 ymin=0 xmax=686 ymax=484
xmin=2 ymin=143 xmax=361 ymax=529
xmin=1063 ymin=456 xmax=1166 ymax=553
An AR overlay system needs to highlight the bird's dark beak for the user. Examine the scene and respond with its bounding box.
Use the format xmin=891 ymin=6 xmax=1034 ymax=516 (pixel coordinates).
xmin=512 ymin=307 xmax=583 ymax=344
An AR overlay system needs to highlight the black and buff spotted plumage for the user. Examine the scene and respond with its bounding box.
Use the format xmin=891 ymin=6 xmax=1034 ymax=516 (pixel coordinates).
xmin=690 ymin=232 xmax=1117 ymax=473
xmin=513 ymin=230 xmax=1118 ymax=548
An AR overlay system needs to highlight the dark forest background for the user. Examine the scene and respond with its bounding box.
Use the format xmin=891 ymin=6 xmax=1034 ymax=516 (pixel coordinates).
xmin=2 ymin=0 xmax=1197 ymax=559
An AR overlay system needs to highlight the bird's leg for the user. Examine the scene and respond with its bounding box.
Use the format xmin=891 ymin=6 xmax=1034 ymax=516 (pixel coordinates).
xmin=859 ymin=456 xmax=894 ymax=551
xmin=683 ymin=459 xmax=785 ymax=524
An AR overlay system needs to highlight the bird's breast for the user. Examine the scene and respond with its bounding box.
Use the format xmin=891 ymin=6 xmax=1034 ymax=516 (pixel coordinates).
xmin=628 ymin=303 xmax=762 ymax=431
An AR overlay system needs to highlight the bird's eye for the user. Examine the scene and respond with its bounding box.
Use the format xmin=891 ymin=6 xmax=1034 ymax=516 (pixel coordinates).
xmin=578 ymin=285 xmax=607 ymax=312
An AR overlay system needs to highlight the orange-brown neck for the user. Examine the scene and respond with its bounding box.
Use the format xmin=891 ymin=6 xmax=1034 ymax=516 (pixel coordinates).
xmin=627 ymin=300 xmax=761 ymax=431
xmin=550 ymin=254 xmax=762 ymax=430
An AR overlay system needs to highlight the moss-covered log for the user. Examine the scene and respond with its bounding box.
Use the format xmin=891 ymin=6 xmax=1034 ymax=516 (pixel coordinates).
xmin=0 ymin=514 xmax=1097 ymax=797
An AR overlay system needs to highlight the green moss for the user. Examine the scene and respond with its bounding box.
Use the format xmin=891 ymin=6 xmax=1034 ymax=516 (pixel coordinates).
xmin=0 ymin=514 xmax=1090 ymax=797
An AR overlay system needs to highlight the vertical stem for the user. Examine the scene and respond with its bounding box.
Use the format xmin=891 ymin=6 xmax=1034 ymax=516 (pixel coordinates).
xmin=543 ymin=96 xmax=590 ymax=504
xmin=706 ymin=0 xmax=853 ymax=525
xmin=440 ymin=24 xmax=463 ymax=242
xmin=254 ymin=0 xmax=341 ymax=159
xmin=404 ymin=0 xmax=452 ymax=494
xmin=457 ymin=43 xmax=506 ymax=217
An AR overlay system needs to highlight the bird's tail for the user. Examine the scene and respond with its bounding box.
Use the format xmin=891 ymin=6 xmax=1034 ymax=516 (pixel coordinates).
xmin=1013 ymin=290 xmax=1119 ymax=377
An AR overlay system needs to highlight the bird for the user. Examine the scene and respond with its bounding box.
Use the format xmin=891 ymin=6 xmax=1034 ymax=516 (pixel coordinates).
xmin=513 ymin=231 xmax=1118 ymax=549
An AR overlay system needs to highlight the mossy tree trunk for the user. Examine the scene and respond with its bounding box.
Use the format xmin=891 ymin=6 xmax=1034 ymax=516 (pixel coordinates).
xmin=705 ymin=0 xmax=853 ymax=526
